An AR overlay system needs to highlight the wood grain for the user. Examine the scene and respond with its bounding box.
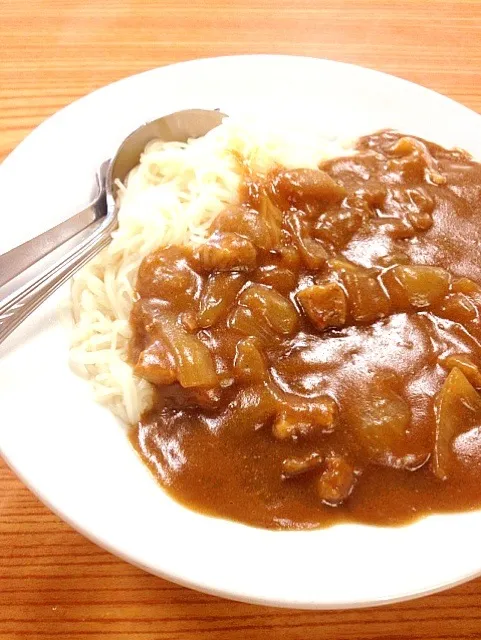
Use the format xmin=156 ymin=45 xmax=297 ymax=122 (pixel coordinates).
xmin=2 ymin=0 xmax=481 ymax=637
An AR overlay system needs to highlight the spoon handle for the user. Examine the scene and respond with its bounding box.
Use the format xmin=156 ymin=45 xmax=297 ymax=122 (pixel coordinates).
xmin=0 ymin=162 xmax=110 ymax=289
xmin=0 ymin=214 xmax=116 ymax=347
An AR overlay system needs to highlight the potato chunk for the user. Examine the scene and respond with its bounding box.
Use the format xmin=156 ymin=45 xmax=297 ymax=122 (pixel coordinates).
xmin=239 ymin=284 xmax=299 ymax=335
xmin=234 ymin=337 xmax=268 ymax=383
xmin=194 ymin=232 xmax=257 ymax=272
xmin=274 ymin=168 xmax=347 ymax=205
xmin=156 ymin=311 xmax=218 ymax=388
xmin=347 ymin=382 xmax=416 ymax=468
xmin=137 ymin=246 xmax=200 ymax=303
xmin=441 ymin=354 xmax=481 ymax=389
xmin=212 ymin=203 xmax=281 ymax=251
xmin=434 ymin=293 xmax=478 ymax=324
xmin=287 ymin=213 xmax=328 ymax=270
xmin=382 ymin=265 xmax=450 ymax=309
xmin=197 ymin=272 xmax=246 ymax=328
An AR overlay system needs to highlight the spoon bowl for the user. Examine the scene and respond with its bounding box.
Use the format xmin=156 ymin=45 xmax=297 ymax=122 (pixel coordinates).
xmin=106 ymin=109 xmax=225 ymax=208
xmin=0 ymin=109 xmax=225 ymax=345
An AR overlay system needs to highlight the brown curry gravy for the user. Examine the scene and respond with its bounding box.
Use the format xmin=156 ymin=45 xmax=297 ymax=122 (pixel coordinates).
xmin=129 ymin=130 xmax=481 ymax=529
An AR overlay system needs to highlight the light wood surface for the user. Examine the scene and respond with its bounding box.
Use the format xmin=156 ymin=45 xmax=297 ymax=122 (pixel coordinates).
xmin=2 ymin=0 xmax=481 ymax=637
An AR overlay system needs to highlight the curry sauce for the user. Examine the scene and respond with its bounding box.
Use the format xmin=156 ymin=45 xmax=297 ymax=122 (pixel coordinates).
xmin=129 ymin=131 xmax=481 ymax=529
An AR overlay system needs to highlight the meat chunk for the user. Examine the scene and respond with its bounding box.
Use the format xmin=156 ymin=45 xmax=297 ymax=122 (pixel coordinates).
xmin=297 ymin=283 xmax=347 ymax=331
xmin=390 ymin=136 xmax=446 ymax=185
xmin=282 ymin=453 xmax=323 ymax=478
xmin=317 ymin=456 xmax=355 ymax=506
xmin=340 ymin=269 xmax=390 ymax=323
xmin=272 ymin=396 xmax=338 ymax=440
xmin=387 ymin=155 xmax=426 ymax=182
xmin=134 ymin=341 xmax=176 ymax=386
xmin=272 ymin=413 xmax=303 ymax=440
xmin=314 ymin=206 xmax=365 ymax=247
xmin=186 ymin=386 xmax=223 ymax=410
xmin=406 ymin=187 xmax=435 ymax=223
xmin=370 ymin=217 xmax=415 ymax=240
xmin=156 ymin=383 xmax=222 ymax=410
xmin=407 ymin=207 xmax=433 ymax=231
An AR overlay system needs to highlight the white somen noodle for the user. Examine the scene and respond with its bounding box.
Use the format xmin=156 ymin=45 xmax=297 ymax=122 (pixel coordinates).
xmin=69 ymin=117 xmax=353 ymax=424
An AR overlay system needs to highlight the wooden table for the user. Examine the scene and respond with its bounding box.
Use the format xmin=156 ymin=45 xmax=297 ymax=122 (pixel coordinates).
xmin=2 ymin=0 xmax=481 ymax=637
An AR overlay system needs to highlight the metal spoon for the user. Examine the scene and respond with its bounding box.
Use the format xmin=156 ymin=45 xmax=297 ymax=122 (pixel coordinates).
xmin=0 ymin=108 xmax=225 ymax=345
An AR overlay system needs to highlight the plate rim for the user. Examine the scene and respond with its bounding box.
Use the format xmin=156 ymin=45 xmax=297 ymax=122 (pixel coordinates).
xmin=2 ymin=53 xmax=481 ymax=610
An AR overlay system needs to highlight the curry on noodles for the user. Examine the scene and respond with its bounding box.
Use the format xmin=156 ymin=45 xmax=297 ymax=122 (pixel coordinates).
xmin=124 ymin=130 xmax=481 ymax=528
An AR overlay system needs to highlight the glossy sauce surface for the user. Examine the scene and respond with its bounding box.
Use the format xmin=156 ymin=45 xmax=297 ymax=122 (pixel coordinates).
xmin=129 ymin=131 xmax=481 ymax=529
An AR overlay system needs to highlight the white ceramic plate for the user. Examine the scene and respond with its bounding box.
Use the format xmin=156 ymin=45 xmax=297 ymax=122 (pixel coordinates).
xmin=2 ymin=55 xmax=481 ymax=609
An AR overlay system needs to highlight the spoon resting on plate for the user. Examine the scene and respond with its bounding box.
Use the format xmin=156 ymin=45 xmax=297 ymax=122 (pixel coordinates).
xmin=0 ymin=108 xmax=225 ymax=346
